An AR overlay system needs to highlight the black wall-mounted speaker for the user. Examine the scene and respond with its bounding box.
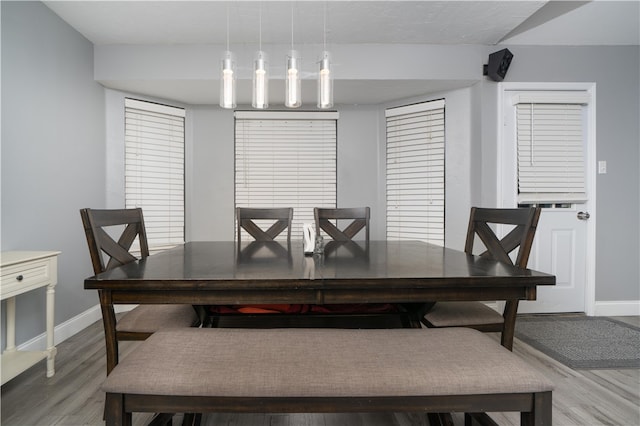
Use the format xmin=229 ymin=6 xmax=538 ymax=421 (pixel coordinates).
xmin=483 ymin=48 xmax=514 ymax=82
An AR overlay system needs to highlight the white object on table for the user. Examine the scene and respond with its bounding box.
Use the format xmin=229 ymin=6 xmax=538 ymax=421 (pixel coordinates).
xmin=1 ymin=251 xmax=60 ymax=384
xmin=303 ymin=223 xmax=315 ymax=255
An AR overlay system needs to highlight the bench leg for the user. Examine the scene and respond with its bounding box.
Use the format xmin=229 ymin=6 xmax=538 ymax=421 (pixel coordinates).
xmin=521 ymin=391 xmax=552 ymax=426
xmin=182 ymin=413 xmax=203 ymax=426
xmin=148 ymin=413 xmax=174 ymax=426
xmin=427 ymin=412 xmax=454 ymax=426
xmin=105 ymin=393 xmax=130 ymax=426
xmin=465 ymin=412 xmax=498 ymax=426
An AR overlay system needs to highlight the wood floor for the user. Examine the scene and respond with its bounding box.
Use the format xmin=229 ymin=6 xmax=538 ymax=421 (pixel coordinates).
xmin=1 ymin=316 xmax=638 ymax=426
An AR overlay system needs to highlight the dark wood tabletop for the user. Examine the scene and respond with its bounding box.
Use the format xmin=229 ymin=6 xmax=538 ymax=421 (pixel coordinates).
xmin=85 ymin=240 xmax=554 ymax=305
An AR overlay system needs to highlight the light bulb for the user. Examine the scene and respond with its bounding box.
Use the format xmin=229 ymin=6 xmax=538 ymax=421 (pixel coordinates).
xmin=252 ymin=51 xmax=269 ymax=109
xmin=319 ymin=69 xmax=330 ymax=107
xmin=255 ymin=69 xmax=266 ymax=107
xmin=317 ymin=52 xmax=333 ymax=109
xmin=285 ymin=52 xmax=301 ymax=108
xmin=220 ymin=52 xmax=236 ymax=109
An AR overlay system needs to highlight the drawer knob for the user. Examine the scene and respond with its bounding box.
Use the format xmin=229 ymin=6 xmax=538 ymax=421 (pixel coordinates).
xmin=16 ymin=275 xmax=24 ymax=281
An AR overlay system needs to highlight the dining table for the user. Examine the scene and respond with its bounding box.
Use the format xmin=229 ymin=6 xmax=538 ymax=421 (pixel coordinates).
xmin=85 ymin=239 xmax=555 ymax=335
xmin=85 ymin=239 xmax=555 ymax=426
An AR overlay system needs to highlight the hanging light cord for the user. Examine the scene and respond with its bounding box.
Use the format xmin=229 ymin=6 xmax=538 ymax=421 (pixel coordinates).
xmin=226 ymin=5 xmax=230 ymax=51
xmin=291 ymin=3 xmax=294 ymax=50
xmin=323 ymin=1 xmax=327 ymax=51
xmin=259 ymin=3 xmax=262 ymax=51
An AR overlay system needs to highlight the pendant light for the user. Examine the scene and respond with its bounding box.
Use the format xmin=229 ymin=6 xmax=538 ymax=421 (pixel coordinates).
xmin=252 ymin=4 xmax=269 ymax=109
xmin=318 ymin=51 xmax=332 ymax=109
xmin=317 ymin=2 xmax=333 ymax=109
xmin=219 ymin=6 xmax=236 ymax=109
xmin=285 ymin=4 xmax=301 ymax=108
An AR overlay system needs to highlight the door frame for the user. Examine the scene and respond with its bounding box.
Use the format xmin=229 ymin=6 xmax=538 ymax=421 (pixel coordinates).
xmin=497 ymin=82 xmax=596 ymax=315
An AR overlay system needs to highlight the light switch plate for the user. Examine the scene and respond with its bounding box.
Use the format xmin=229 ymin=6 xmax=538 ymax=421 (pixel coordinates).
xmin=598 ymin=160 xmax=607 ymax=174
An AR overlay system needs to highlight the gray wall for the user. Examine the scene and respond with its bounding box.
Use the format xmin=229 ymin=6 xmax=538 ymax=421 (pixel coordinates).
xmin=480 ymin=46 xmax=640 ymax=301
xmin=2 ymin=2 xmax=638 ymax=352
xmin=106 ymin=46 xmax=640 ymax=302
xmin=336 ymin=106 xmax=384 ymax=238
xmin=1 ymin=1 xmax=105 ymax=348
xmin=187 ymin=106 xmax=236 ymax=241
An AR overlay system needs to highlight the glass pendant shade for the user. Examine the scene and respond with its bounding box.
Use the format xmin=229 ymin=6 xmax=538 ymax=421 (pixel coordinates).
xmin=285 ymin=50 xmax=302 ymax=108
xmin=219 ymin=51 xmax=236 ymax=109
xmin=317 ymin=51 xmax=333 ymax=109
xmin=252 ymin=51 xmax=269 ymax=109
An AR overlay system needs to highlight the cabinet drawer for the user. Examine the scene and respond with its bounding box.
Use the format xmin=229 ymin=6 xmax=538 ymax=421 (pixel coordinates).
xmin=1 ymin=257 xmax=56 ymax=299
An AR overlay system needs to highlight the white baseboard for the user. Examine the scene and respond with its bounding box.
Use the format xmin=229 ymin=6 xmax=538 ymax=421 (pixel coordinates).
xmin=510 ymin=300 xmax=639 ymax=317
xmin=16 ymin=304 xmax=136 ymax=352
xmin=594 ymin=300 xmax=640 ymax=317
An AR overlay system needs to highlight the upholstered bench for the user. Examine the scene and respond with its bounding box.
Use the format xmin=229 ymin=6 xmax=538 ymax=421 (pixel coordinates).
xmin=102 ymin=328 xmax=553 ymax=426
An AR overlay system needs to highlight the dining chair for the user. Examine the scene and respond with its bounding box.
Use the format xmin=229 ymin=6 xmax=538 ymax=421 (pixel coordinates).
xmin=310 ymin=207 xmax=417 ymax=328
xmin=421 ymin=206 xmax=542 ymax=350
xmin=80 ymin=208 xmax=201 ymax=375
xmin=314 ymin=207 xmax=370 ymax=242
xmin=208 ymin=207 xmax=298 ymax=326
xmin=236 ymin=207 xmax=293 ymax=245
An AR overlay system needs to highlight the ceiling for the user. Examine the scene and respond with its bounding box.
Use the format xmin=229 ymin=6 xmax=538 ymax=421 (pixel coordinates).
xmin=43 ymin=1 xmax=640 ymax=105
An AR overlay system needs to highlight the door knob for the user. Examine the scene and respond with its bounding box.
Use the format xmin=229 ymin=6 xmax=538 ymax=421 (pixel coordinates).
xmin=577 ymin=211 xmax=590 ymax=220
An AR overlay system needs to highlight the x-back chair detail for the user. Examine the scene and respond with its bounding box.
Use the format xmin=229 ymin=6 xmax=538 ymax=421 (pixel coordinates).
xmin=421 ymin=206 xmax=542 ymax=350
xmin=314 ymin=207 xmax=370 ymax=242
xmin=236 ymin=207 xmax=293 ymax=245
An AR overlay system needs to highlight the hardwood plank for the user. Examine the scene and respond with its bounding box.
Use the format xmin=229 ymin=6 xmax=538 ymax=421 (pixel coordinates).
xmin=1 ymin=317 xmax=638 ymax=426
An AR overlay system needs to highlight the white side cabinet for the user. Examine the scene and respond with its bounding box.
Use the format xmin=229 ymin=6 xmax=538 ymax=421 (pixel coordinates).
xmin=1 ymin=251 xmax=60 ymax=385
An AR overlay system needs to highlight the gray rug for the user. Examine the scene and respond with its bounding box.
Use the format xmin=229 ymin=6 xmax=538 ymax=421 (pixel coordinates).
xmin=515 ymin=316 xmax=640 ymax=369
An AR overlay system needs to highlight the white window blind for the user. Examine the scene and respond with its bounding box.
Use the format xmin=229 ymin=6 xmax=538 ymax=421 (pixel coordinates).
xmin=235 ymin=111 xmax=337 ymax=241
xmin=385 ymin=100 xmax=445 ymax=245
xmin=125 ymin=98 xmax=185 ymax=250
xmin=516 ymin=102 xmax=586 ymax=204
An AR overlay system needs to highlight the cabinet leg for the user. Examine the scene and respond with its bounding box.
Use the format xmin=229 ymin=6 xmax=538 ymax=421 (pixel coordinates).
xmin=46 ymin=284 xmax=56 ymax=377
xmin=5 ymin=297 xmax=16 ymax=353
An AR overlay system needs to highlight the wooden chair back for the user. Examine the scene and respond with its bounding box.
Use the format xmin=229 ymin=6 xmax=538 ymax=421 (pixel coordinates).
xmin=236 ymin=207 xmax=293 ymax=244
xmin=80 ymin=207 xmax=150 ymax=375
xmin=81 ymin=208 xmax=199 ymax=423
xmin=80 ymin=208 xmax=149 ymax=274
xmin=464 ymin=207 xmax=541 ymax=268
xmin=465 ymin=206 xmax=541 ymax=348
xmin=314 ymin=207 xmax=370 ymax=242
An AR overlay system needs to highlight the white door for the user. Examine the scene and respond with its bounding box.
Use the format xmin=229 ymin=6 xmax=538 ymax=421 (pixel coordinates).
xmin=500 ymin=85 xmax=595 ymax=314
xmin=521 ymin=204 xmax=588 ymax=313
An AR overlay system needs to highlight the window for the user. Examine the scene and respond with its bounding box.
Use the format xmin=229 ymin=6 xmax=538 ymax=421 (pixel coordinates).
xmin=235 ymin=111 xmax=338 ymax=240
xmin=385 ymin=100 xmax=445 ymax=245
xmin=124 ymin=98 xmax=185 ymax=250
xmin=514 ymin=92 xmax=589 ymax=204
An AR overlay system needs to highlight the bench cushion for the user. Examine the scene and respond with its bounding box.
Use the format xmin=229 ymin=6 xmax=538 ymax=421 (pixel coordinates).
xmin=116 ymin=305 xmax=199 ymax=333
xmin=424 ymin=302 xmax=504 ymax=327
xmin=103 ymin=328 xmax=553 ymax=398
